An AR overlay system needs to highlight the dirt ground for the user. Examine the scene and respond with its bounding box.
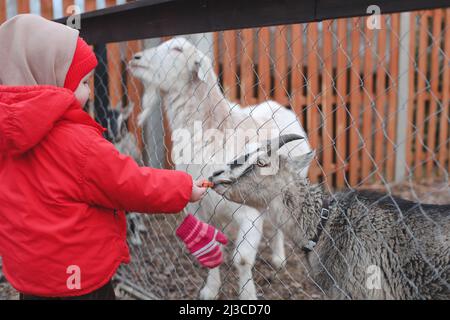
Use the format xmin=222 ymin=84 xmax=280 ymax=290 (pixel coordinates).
xmin=1 ymin=179 xmax=449 ymax=300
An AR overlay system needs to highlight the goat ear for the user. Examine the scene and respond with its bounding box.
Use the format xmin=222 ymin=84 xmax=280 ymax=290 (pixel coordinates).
xmin=290 ymin=150 xmax=316 ymax=170
xmin=194 ymin=56 xmax=211 ymax=83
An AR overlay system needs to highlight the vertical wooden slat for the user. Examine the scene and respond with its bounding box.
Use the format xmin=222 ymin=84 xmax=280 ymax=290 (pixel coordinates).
xmin=85 ymin=0 xmax=97 ymax=12
xmin=0 ymin=0 xmax=6 ymax=24
xmin=374 ymin=17 xmax=387 ymax=182
xmin=321 ymin=20 xmax=334 ymax=186
xmin=107 ymin=48 xmax=122 ymax=109
xmin=291 ymin=24 xmax=304 ymax=120
xmin=405 ymin=12 xmax=417 ymax=176
xmin=360 ymin=23 xmax=375 ymax=183
xmin=223 ymin=30 xmax=238 ymax=102
xmin=274 ymin=26 xmax=288 ymax=105
xmin=386 ymin=13 xmax=400 ymax=182
xmin=63 ymin=0 xmax=74 ymax=12
xmin=62 ymin=0 xmax=75 ymax=15
xmin=40 ymin=0 xmax=53 ymax=19
xmin=126 ymin=41 xmax=145 ymax=157
xmin=306 ymin=22 xmax=320 ymax=182
xmin=257 ymin=27 xmax=271 ymax=102
xmin=414 ymin=12 xmax=428 ymax=180
xmin=439 ymin=9 xmax=450 ymax=172
xmin=425 ymin=9 xmax=442 ymax=175
xmin=240 ymin=28 xmax=255 ymax=105
xmin=348 ymin=18 xmax=362 ymax=186
xmin=17 ymin=0 xmax=30 ymax=13
xmin=335 ymin=19 xmax=348 ymax=187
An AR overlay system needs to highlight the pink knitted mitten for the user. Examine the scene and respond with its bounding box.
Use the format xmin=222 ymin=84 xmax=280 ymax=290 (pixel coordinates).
xmin=176 ymin=214 xmax=228 ymax=268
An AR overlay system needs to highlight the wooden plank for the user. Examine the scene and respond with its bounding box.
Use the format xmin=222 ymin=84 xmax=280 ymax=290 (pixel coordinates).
xmin=306 ymin=22 xmax=320 ymax=182
xmin=321 ymin=20 xmax=334 ymax=186
xmin=405 ymin=12 xmax=417 ymax=176
xmin=414 ymin=12 xmax=428 ymax=180
xmin=257 ymin=27 xmax=271 ymax=102
xmin=62 ymin=0 xmax=75 ymax=16
xmin=348 ymin=17 xmax=362 ymax=186
xmin=274 ymin=25 xmax=288 ymax=105
xmin=85 ymin=0 xmax=97 ymax=12
xmin=386 ymin=13 xmax=400 ymax=182
xmin=0 ymin=0 xmax=6 ymax=24
xmin=126 ymin=40 xmax=145 ymax=157
xmin=222 ymin=30 xmax=238 ymax=102
xmin=425 ymin=9 xmax=442 ymax=175
xmin=40 ymin=0 xmax=54 ymax=19
xmin=290 ymin=23 xmax=304 ymax=120
xmin=240 ymin=28 xmax=255 ymax=105
xmin=335 ymin=18 xmax=348 ymax=187
xmin=53 ymin=0 xmax=450 ymax=45
xmin=439 ymin=9 xmax=450 ymax=173
xmin=63 ymin=0 xmax=75 ymax=13
xmin=17 ymin=0 xmax=30 ymax=13
xmin=360 ymin=22 xmax=375 ymax=183
xmin=374 ymin=16 xmax=387 ymax=182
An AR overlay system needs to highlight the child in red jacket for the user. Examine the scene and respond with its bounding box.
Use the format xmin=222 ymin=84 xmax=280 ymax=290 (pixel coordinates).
xmin=0 ymin=14 xmax=227 ymax=300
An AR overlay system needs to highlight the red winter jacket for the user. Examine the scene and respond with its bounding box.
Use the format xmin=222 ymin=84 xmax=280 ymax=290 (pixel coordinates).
xmin=0 ymin=85 xmax=193 ymax=297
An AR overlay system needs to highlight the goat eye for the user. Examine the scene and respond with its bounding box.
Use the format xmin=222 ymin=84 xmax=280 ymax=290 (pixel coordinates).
xmin=172 ymin=47 xmax=183 ymax=53
xmin=256 ymin=159 xmax=267 ymax=167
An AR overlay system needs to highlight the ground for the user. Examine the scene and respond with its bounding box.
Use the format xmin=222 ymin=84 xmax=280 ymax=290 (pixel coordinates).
xmin=1 ymin=179 xmax=449 ymax=300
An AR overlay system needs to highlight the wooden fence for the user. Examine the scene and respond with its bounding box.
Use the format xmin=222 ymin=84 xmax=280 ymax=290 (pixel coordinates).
xmin=1 ymin=1 xmax=449 ymax=189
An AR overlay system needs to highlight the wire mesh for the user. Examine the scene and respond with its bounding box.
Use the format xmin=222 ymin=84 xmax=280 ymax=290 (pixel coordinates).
xmin=81 ymin=8 xmax=449 ymax=300
xmin=0 ymin=3 xmax=449 ymax=300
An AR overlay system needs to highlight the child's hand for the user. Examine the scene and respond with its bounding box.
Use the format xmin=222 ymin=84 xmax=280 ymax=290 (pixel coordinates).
xmin=176 ymin=214 xmax=228 ymax=268
xmin=189 ymin=179 xmax=208 ymax=203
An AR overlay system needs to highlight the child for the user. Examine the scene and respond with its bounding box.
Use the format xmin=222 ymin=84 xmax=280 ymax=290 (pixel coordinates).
xmin=0 ymin=14 xmax=227 ymax=300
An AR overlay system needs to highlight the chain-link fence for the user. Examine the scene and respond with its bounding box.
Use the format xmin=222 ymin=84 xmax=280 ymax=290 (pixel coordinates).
xmin=0 ymin=0 xmax=449 ymax=300
xmin=91 ymin=7 xmax=449 ymax=300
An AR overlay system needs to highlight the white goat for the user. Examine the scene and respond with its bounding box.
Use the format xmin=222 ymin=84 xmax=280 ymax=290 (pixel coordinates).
xmin=129 ymin=37 xmax=311 ymax=299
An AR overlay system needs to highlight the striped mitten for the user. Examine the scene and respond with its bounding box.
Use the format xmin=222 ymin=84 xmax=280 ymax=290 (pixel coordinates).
xmin=176 ymin=214 xmax=228 ymax=268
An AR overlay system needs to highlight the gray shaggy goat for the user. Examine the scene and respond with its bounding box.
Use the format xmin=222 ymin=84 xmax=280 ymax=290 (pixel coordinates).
xmin=209 ymin=134 xmax=450 ymax=299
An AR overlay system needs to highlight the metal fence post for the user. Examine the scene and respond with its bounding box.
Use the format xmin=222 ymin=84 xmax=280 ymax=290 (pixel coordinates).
xmin=394 ymin=12 xmax=411 ymax=183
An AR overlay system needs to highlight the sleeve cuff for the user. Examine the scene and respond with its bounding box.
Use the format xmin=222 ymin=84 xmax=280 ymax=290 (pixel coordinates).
xmin=176 ymin=213 xmax=199 ymax=240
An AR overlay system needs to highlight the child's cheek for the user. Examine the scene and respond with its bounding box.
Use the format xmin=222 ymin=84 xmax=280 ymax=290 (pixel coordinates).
xmin=75 ymin=85 xmax=90 ymax=107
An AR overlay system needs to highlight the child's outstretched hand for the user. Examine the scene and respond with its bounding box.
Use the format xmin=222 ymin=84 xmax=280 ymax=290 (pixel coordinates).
xmin=176 ymin=214 xmax=228 ymax=269
xmin=189 ymin=179 xmax=209 ymax=202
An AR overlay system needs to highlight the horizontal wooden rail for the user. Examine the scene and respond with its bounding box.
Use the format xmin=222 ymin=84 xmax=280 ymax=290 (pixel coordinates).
xmin=53 ymin=0 xmax=450 ymax=44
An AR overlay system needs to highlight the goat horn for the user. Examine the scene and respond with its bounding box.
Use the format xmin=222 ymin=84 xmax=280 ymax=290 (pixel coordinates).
xmin=267 ymin=134 xmax=305 ymax=156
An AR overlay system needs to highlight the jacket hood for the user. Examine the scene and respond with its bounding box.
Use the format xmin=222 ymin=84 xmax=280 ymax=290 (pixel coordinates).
xmin=0 ymin=85 xmax=106 ymax=156
xmin=0 ymin=14 xmax=79 ymax=87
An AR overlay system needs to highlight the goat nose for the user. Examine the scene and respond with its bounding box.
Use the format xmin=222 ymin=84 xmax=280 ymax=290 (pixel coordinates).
xmin=211 ymin=169 xmax=225 ymax=177
xmin=133 ymin=53 xmax=142 ymax=60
